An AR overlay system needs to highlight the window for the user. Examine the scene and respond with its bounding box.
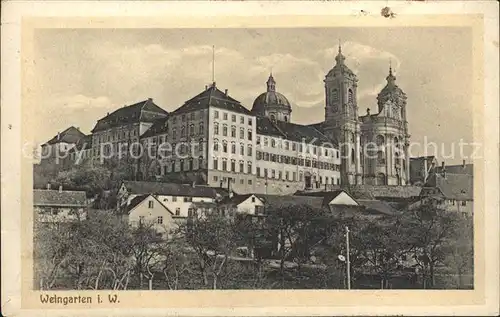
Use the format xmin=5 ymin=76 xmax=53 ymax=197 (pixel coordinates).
xmin=190 ymin=124 xmax=195 ymax=135
xmin=190 ymin=112 xmax=195 ymax=120
xmin=223 ymin=125 xmax=228 ymax=136
xmin=223 ymin=141 xmax=228 ymax=153
xmin=251 ymin=196 xmax=256 ymax=203
xmin=199 ymin=122 xmax=204 ymax=134
xmin=181 ymin=126 xmax=186 ymax=138
xmin=231 ymin=160 xmax=236 ymax=172
xmin=247 ymin=145 xmax=252 ymax=156
xmin=348 ymin=89 xmax=354 ymax=103
xmin=256 ymin=136 xmax=261 ymax=145
xmin=240 ymin=144 xmax=244 ymax=155
xmin=172 ymin=128 xmax=177 ymax=140
xmin=222 ymin=160 xmax=227 ymax=171
xmin=240 ymin=179 xmax=244 ymax=185
xmin=239 ymin=161 xmax=244 ymax=172
xmin=376 ymin=135 xmax=385 ymax=146
xmin=214 ymin=123 xmax=219 ymax=135
xmin=240 ymin=116 xmax=244 ymax=124
xmin=213 ymin=158 xmax=218 ymax=170
xmin=272 ymin=170 xmax=276 ymax=178
xmin=213 ymin=176 xmax=218 ymax=182
xmin=180 ymin=159 xmax=184 ymax=171
xmin=293 ymin=172 xmax=297 ymax=181
xmin=148 ymin=201 xmax=154 ymax=208
xmin=247 ymin=162 xmax=252 ymax=174
xmin=377 ymin=151 xmax=385 ymax=164
xmin=213 ymin=140 xmax=219 ymax=151
xmin=461 ymin=201 xmax=467 ymax=206
xmin=157 ymin=216 xmax=163 ymax=224
xmin=214 ymin=110 xmax=219 ymax=119
xmin=182 ymin=114 xmax=186 ymax=121
xmin=231 ymin=126 xmax=236 ymax=138
xmin=284 ymin=116 xmax=288 ymax=122
xmin=223 ymin=113 xmax=228 ymax=120
xmin=231 ymin=142 xmax=236 ymax=154
xmin=231 ymin=114 xmax=236 ymax=122
xmin=285 ymin=171 xmax=289 ymax=180
xmin=247 ymin=130 xmax=252 ymax=140
xmin=183 ymin=197 xmax=192 ymax=202
xmin=271 ymin=139 xmax=276 ymax=148
xmin=257 ymin=167 xmax=261 ymax=176
xmin=264 ymin=138 xmax=268 ymax=146
xmin=284 ymin=141 xmax=289 ymax=150
xmin=248 ymin=179 xmax=252 ymax=185
xmin=292 ymin=143 xmax=296 ymax=151
xmin=264 ymin=168 xmax=268 ymax=178
xmin=139 ymin=216 xmax=145 ymax=224
xmin=175 ymin=208 xmax=180 ymax=216
xmin=188 ymin=208 xmax=194 ymax=217
xmin=240 ymin=128 xmax=244 ymax=139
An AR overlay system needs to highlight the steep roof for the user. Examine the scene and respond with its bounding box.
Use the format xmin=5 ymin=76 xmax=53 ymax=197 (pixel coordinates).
xmin=122 ymin=181 xmax=223 ymax=198
xmin=172 ymin=84 xmax=251 ymax=116
xmin=425 ymin=173 xmax=473 ymax=200
xmin=68 ymin=134 xmax=93 ymax=152
xmin=44 ymin=126 xmax=86 ymax=145
xmin=357 ymin=199 xmax=398 ymax=216
xmin=33 ymin=189 xmax=87 ymax=207
xmin=295 ymin=185 xmax=421 ymax=200
xmin=91 ymin=99 xmax=168 ymax=133
xmin=141 ymin=117 xmax=169 ymax=139
xmin=124 ymin=194 xmax=174 ymax=215
xmin=435 ymin=164 xmax=473 ymax=176
xmin=256 ymin=116 xmax=333 ymax=146
xmin=253 ymin=194 xmax=325 ymax=210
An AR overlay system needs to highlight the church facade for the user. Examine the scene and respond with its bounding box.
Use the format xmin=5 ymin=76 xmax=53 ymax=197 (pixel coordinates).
xmin=48 ymin=44 xmax=410 ymax=194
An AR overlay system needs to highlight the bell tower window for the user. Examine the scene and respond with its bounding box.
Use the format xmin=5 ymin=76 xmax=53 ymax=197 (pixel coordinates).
xmin=348 ymin=89 xmax=354 ymax=103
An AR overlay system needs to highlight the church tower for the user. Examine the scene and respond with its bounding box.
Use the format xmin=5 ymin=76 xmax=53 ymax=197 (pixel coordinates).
xmin=323 ymin=44 xmax=362 ymax=185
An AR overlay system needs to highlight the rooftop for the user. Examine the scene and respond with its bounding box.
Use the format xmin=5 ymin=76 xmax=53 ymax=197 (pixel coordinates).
xmin=33 ymin=189 xmax=87 ymax=207
xmin=43 ymin=126 xmax=86 ymax=146
xmin=122 ymin=180 xmax=226 ymax=199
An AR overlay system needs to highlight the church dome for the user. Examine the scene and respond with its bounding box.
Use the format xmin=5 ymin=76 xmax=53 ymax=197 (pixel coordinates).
xmin=251 ymin=74 xmax=292 ymax=122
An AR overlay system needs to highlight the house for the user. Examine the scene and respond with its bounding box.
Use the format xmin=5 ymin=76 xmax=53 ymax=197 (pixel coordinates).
xmin=33 ymin=186 xmax=87 ymax=223
xmin=416 ymin=172 xmax=473 ymax=214
xmin=119 ymin=194 xmax=176 ymax=235
xmin=40 ymin=126 xmax=87 ymax=166
xmin=117 ymin=180 xmax=228 ymax=218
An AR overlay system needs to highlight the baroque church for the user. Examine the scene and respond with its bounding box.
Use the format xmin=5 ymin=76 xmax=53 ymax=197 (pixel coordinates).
xmin=42 ymin=44 xmax=410 ymax=195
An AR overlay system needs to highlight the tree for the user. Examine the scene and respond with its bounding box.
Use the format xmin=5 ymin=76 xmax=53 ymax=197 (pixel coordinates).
xmin=403 ymin=201 xmax=462 ymax=289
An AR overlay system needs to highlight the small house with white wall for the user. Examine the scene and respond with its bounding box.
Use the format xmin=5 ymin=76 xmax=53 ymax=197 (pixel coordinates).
xmin=117 ymin=181 xmax=228 ymax=218
xmin=119 ymin=194 xmax=176 ymax=235
xmin=33 ymin=186 xmax=87 ymax=223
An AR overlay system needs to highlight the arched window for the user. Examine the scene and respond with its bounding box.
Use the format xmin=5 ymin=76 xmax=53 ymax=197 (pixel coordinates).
xmin=247 ymin=145 xmax=253 ymax=156
xmin=231 ymin=125 xmax=236 ymax=138
xmin=222 ymin=125 xmax=228 ymax=136
xmin=376 ymin=135 xmax=385 ymax=146
xmin=213 ymin=123 xmax=219 ymax=135
xmin=199 ymin=122 xmax=204 ymax=134
xmin=377 ymin=173 xmax=386 ymax=185
xmin=377 ymin=151 xmax=385 ymax=164
xmin=189 ymin=124 xmax=195 ymax=135
xmin=213 ymin=139 xmax=219 ymax=152
xmin=240 ymin=143 xmax=244 ymax=155
xmin=231 ymin=142 xmax=236 ymax=154
xmin=348 ymin=89 xmax=354 ymax=103
xmin=181 ymin=126 xmax=186 ymax=137
xmin=270 ymin=114 xmax=276 ymax=121
xmin=332 ymin=89 xmax=339 ymax=101
xmin=172 ymin=128 xmax=177 ymax=140
xmin=351 ymin=148 xmax=355 ymax=164
xmin=271 ymin=139 xmax=276 ymax=148
xmin=222 ymin=141 xmax=228 ymax=153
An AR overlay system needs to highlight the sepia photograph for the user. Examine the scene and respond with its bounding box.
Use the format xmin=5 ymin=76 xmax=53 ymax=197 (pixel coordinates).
xmin=1 ymin=1 xmax=499 ymax=316
xmin=31 ymin=26 xmax=475 ymax=292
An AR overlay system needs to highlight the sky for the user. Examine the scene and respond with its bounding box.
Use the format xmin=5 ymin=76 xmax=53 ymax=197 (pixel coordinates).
xmin=32 ymin=27 xmax=474 ymax=164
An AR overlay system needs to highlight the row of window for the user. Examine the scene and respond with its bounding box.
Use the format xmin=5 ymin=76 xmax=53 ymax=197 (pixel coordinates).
xmin=213 ymin=175 xmax=253 ymax=186
xmin=158 ymin=157 xmax=206 ymax=174
xmin=213 ymin=140 xmax=252 ymax=156
xmin=214 ymin=123 xmax=253 ymax=140
xmin=171 ymin=111 xmax=204 ymax=124
xmin=257 ymin=136 xmax=338 ymax=158
xmin=255 ymin=167 xmax=340 ymax=184
xmin=214 ymin=110 xmax=252 ymax=126
xmin=172 ymin=122 xmax=204 ymax=140
xmin=213 ymin=158 xmax=253 ymax=174
xmin=256 ymin=151 xmax=341 ymax=171
xmin=94 ymin=129 xmax=138 ymax=143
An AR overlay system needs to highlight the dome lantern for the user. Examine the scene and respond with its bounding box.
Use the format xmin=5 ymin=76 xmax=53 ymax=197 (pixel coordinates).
xmin=252 ymin=74 xmax=292 ymax=122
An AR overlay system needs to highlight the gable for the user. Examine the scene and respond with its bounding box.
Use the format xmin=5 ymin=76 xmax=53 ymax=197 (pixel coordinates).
xmin=328 ymin=191 xmax=359 ymax=206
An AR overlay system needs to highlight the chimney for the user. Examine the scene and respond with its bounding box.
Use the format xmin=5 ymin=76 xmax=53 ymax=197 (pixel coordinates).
xmin=58 ymin=185 xmax=63 ymax=193
xmin=224 ymin=89 xmax=228 ymax=96
xmin=441 ymin=161 xmax=446 ymax=177
xmin=148 ymin=98 xmax=152 ymax=101
xmin=46 ymin=183 xmax=51 ymax=190
xmin=366 ymin=108 xmax=371 ymax=115
xmin=463 ymin=159 xmax=466 ymax=168
xmin=57 ymin=132 xmax=61 ymax=140
xmin=107 ymin=112 xmax=110 ymax=116
xmin=205 ymin=85 xmax=208 ymax=91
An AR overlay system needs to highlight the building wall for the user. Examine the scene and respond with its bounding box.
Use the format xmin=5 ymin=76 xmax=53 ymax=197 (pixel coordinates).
xmin=124 ymin=193 xmax=215 ymax=218
xmin=34 ymin=206 xmax=86 ymax=223
xmin=91 ymin=123 xmax=141 ymax=162
xmin=206 ymin=107 xmax=257 ymax=191
xmin=235 ymin=195 xmax=265 ymax=215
